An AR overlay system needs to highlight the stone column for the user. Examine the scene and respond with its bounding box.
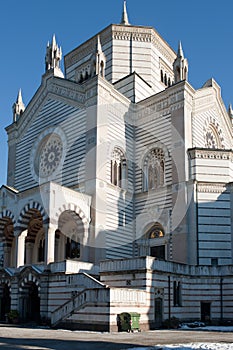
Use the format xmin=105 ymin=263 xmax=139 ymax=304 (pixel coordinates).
xmin=15 ymin=230 xmax=27 ymax=268
xmin=81 ymin=226 xmax=89 ymax=261
xmin=44 ymin=224 xmax=56 ymax=265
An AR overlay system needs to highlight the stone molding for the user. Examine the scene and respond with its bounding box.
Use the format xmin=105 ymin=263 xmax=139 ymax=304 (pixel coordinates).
xmin=65 ymin=24 xmax=176 ymax=70
xmin=197 ymin=183 xmax=227 ymax=194
xmin=188 ymin=148 xmax=232 ymax=160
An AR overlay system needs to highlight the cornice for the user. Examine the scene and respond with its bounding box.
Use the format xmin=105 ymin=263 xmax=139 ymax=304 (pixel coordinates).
xmin=188 ymin=148 xmax=233 ymax=160
xmin=197 ymin=182 xmax=227 ymax=193
xmin=65 ymin=24 xmax=176 ymax=71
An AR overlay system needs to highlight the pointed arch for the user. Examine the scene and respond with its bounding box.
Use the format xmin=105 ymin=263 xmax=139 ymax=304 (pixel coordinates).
xmin=143 ymin=148 xmax=165 ymax=191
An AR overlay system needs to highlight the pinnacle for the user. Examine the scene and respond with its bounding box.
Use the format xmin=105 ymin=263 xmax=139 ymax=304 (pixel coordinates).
xmin=120 ymin=0 xmax=130 ymax=25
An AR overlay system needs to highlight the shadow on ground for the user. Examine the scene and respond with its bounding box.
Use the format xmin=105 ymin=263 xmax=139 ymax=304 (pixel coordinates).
xmin=0 ymin=337 xmax=146 ymax=350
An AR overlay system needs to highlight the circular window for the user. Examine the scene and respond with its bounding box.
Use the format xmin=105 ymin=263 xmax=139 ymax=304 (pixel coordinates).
xmin=35 ymin=134 xmax=63 ymax=178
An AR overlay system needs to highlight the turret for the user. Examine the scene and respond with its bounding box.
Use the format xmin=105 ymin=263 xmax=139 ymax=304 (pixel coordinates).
xmin=12 ymin=89 xmax=25 ymax=123
xmin=173 ymin=41 xmax=188 ymax=83
xmin=45 ymin=35 xmax=64 ymax=78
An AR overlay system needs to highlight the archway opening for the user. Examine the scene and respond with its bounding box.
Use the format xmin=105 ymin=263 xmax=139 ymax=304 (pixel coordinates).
xmin=21 ymin=209 xmax=44 ymax=265
xmin=57 ymin=210 xmax=85 ymax=262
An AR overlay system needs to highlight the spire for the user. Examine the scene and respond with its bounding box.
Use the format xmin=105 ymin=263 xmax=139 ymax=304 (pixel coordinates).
xmin=173 ymin=41 xmax=188 ymax=83
xmin=95 ymin=35 xmax=106 ymax=77
xmin=12 ymin=89 xmax=25 ymax=122
xmin=45 ymin=34 xmax=63 ymax=73
xmin=177 ymin=41 xmax=184 ymax=58
xmin=120 ymin=0 xmax=130 ymax=25
xmin=97 ymin=35 xmax=102 ymax=53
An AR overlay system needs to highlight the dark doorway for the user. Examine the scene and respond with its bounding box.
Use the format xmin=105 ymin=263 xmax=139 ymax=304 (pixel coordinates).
xmin=151 ymin=245 xmax=165 ymax=260
xmin=19 ymin=282 xmax=40 ymax=323
xmin=201 ymin=301 xmax=211 ymax=323
xmin=154 ymin=297 xmax=163 ymax=328
xmin=0 ymin=284 xmax=11 ymax=321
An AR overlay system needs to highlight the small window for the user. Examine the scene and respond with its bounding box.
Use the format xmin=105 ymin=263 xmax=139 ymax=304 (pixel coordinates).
xmin=38 ymin=238 xmax=45 ymax=262
xmin=160 ymin=70 xmax=164 ymax=83
xmin=111 ymin=148 xmax=127 ymax=188
xmin=173 ymin=281 xmax=182 ymax=306
xmin=211 ymin=258 xmax=218 ymax=266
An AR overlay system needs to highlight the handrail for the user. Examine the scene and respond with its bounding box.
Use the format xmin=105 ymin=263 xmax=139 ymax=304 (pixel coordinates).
xmin=51 ymin=287 xmax=109 ymax=326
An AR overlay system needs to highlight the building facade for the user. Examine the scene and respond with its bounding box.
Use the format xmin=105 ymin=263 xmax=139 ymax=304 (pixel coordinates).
xmin=0 ymin=2 xmax=233 ymax=330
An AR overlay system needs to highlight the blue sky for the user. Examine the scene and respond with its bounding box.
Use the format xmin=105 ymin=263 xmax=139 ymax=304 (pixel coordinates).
xmin=0 ymin=0 xmax=232 ymax=187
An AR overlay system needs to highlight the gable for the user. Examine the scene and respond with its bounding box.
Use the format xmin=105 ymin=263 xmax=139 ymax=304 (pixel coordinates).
xmin=192 ymin=80 xmax=233 ymax=150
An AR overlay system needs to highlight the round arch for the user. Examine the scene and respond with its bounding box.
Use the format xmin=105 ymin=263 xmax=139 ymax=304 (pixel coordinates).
xmin=55 ymin=203 xmax=89 ymax=229
xmin=17 ymin=201 xmax=48 ymax=230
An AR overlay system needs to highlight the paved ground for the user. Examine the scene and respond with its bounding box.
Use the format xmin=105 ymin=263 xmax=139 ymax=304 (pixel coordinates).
xmin=0 ymin=326 xmax=233 ymax=349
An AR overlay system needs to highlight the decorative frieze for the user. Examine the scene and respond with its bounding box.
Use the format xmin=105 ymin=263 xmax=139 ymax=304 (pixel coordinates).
xmin=197 ymin=183 xmax=227 ymax=194
xmin=189 ymin=148 xmax=232 ymax=160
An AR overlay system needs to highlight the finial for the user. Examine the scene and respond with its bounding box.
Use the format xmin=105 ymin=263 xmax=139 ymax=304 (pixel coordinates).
xmin=177 ymin=41 xmax=184 ymax=58
xmin=120 ymin=0 xmax=130 ymax=25
xmin=12 ymin=88 xmax=25 ymax=122
xmin=97 ymin=35 xmax=102 ymax=53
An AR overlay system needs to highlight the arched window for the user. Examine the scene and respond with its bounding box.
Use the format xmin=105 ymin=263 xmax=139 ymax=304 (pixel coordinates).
xmin=111 ymin=148 xmax=127 ymax=188
xmin=148 ymin=223 xmax=165 ymax=239
xmin=160 ymin=70 xmax=164 ymax=83
xmin=100 ymin=61 xmax=105 ymax=77
xmin=147 ymin=222 xmax=166 ymax=260
xmin=143 ymin=148 xmax=165 ymax=191
xmin=38 ymin=237 xmax=45 ymax=262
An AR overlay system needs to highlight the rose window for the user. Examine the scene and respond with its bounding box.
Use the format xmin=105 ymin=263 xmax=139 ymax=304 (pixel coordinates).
xmin=38 ymin=135 xmax=63 ymax=177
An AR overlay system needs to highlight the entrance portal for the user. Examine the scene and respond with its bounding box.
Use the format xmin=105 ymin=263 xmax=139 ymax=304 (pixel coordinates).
xmin=154 ymin=297 xmax=163 ymax=328
xmin=19 ymin=282 xmax=40 ymax=323
xmin=201 ymin=301 xmax=211 ymax=323
xmin=0 ymin=284 xmax=11 ymax=321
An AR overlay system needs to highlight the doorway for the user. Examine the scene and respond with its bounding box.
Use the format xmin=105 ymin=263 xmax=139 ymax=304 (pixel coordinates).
xmin=19 ymin=282 xmax=40 ymax=323
xmin=154 ymin=297 xmax=163 ymax=328
xmin=0 ymin=284 xmax=11 ymax=321
xmin=201 ymin=302 xmax=211 ymax=323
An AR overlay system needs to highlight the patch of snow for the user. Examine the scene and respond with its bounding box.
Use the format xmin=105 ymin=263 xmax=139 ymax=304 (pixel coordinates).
xmin=128 ymin=344 xmax=233 ymax=350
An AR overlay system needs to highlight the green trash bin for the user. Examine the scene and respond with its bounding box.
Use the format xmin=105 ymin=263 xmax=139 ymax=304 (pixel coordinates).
xmin=129 ymin=312 xmax=141 ymax=332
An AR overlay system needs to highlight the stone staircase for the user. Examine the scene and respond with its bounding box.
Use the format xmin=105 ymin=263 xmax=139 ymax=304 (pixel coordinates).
xmin=51 ymin=273 xmax=107 ymax=327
